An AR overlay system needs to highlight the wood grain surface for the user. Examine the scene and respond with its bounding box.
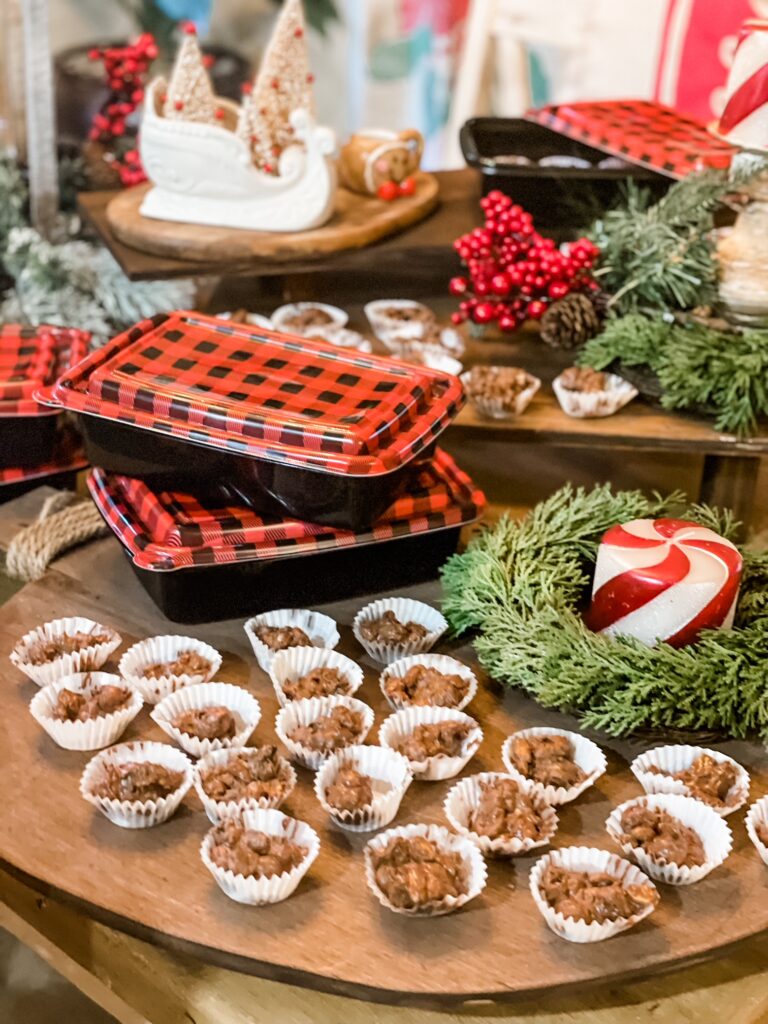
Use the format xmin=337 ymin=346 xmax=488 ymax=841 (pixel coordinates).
xmin=1 ymin=528 xmax=767 ymax=1009
xmin=105 ymin=173 xmax=440 ymax=264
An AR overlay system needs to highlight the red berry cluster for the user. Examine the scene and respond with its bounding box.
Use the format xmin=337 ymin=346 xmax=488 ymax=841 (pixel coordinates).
xmin=449 ymin=190 xmax=600 ymax=331
xmin=87 ymin=33 xmax=158 ymax=187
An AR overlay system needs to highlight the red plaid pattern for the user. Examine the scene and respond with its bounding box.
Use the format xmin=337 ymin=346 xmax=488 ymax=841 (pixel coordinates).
xmin=48 ymin=312 xmax=464 ymax=476
xmin=0 ymin=325 xmax=90 ymax=418
xmin=88 ymin=448 xmax=485 ymax=572
xmin=526 ymin=100 xmax=736 ymax=180
xmin=0 ymin=427 xmax=87 ymax=486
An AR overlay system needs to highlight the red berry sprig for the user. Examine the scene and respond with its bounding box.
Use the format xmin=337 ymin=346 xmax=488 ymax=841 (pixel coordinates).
xmin=449 ymin=190 xmax=600 ymax=331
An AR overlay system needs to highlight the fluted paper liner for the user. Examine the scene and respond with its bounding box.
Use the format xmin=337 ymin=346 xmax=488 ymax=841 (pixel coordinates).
xmin=630 ymin=744 xmax=750 ymax=817
xmin=379 ymin=653 xmax=478 ymax=712
xmin=746 ymin=796 xmax=768 ymax=866
xmin=80 ymin=740 xmax=193 ymax=828
xmin=119 ymin=635 xmax=221 ymax=705
xmin=11 ymin=617 xmax=122 ymax=687
xmin=530 ymin=846 xmax=659 ymax=943
xmin=552 ymin=372 xmax=638 ymax=419
xmin=275 ymin=694 xmax=375 ymax=770
xmin=29 ymin=672 xmax=143 ymax=751
xmin=271 ymin=302 xmax=348 ymax=334
xmin=501 ymin=727 xmax=606 ymax=805
xmin=444 ymin=771 xmax=559 ymax=856
xmin=201 ymin=807 xmax=320 ymax=905
xmin=379 ymin=705 xmax=482 ymax=781
xmin=353 ymin=597 xmax=448 ymax=665
xmin=605 ymin=793 xmax=732 ymax=885
xmin=314 ymin=744 xmax=412 ymax=832
xmin=300 ymin=324 xmax=372 ymax=354
xmin=364 ymin=299 xmax=435 ymax=341
xmin=151 ymin=682 xmax=261 ymax=758
xmin=194 ymin=746 xmax=297 ymax=825
xmin=364 ymin=822 xmax=487 ymax=917
xmin=244 ymin=609 xmax=340 ymax=673
xmin=461 ymin=370 xmax=541 ymax=420
xmin=269 ymin=647 xmax=364 ymax=707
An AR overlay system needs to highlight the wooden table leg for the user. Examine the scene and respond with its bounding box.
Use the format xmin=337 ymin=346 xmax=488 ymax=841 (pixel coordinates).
xmin=699 ymin=455 xmax=760 ymax=536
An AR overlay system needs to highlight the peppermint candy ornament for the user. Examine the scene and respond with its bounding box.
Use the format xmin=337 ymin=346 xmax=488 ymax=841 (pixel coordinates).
xmin=587 ymin=519 xmax=742 ymax=648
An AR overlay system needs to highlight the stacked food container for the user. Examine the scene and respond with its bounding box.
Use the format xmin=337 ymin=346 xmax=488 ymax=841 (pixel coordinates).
xmin=38 ymin=311 xmax=482 ymax=621
xmin=0 ymin=325 xmax=90 ymax=503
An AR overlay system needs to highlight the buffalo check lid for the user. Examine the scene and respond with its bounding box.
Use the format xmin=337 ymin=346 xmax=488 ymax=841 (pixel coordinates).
xmin=42 ymin=311 xmax=465 ymax=476
xmin=525 ymin=100 xmax=737 ymax=179
xmin=87 ymin=447 xmax=485 ymax=572
xmin=0 ymin=325 xmax=90 ymax=416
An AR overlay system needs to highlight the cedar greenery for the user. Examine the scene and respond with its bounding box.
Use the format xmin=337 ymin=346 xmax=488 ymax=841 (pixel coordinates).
xmin=441 ymin=484 xmax=768 ymax=739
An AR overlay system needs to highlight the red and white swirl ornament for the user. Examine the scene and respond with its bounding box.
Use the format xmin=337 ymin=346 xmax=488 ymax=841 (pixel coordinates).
xmin=587 ymin=519 xmax=742 ymax=648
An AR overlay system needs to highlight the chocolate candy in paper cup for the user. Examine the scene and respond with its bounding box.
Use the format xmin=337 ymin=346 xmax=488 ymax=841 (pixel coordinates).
xmin=501 ymin=727 xmax=606 ymax=805
xmin=378 ymin=705 xmax=482 ymax=781
xmin=379 ymin=652 xmax=478 ymax=712
xmin=271 ymin=302 xmax=348 ymax=335
xmin=605 ymin=793 xmax=732 ymax=885
xmin=314 ymin=744 xmax=412 ymax=833
xmin=150 ymin=681 xmax=261 ymax=758
xmin=244 ymin=609 xmax=340 ymax=673
xmin=298 ymin=324 xmax=373 ymax=353
xmin=746 ymin=796 xmax=768 ymax=866
xmin=200 ymin=807 xmax=320 ymax=905
xmin=630 ymin=744 xmax=750 ymax=817
xmin=444 ymin=771 xmax=559 ymax=856
xmin=29 ymin=672 xmax=142 ymax=751
xmin=552 ymin=371 xmax=638 ymax=419
xmin=269 ymin=646 xmax=363 ymax=707
xmin=194 ymin=746 xmax=297 ymax=825
xmin=11 ymin=617 xmax=122 ymax=687
xmin=80 ymin=740 xmax=193 ymax=828
xmin=529 ymin=846 xmax=659 ymax=943
xmin=275 ymin=694 xmax=375 ymax=771
xmin=460 ymin=369 xmax=541 ymax=420
xmin=353 ymin=596 xmax=448 ymax=665
xmin=119 ymin=635 xmax=221 ymax=704
xmin=364 ymin=299 xmax=435 ymax=341
xmin=364 ymin=822 xmax=487 ymax=917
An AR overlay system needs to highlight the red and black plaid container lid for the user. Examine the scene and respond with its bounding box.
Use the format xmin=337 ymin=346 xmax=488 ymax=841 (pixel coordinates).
xmin=43 ymin=312 xmax=465 ymax=476
xmin=0 ymin=325 xmax=90 ymax=417
xmin=88 ymin=447 xmax=485 ymax=572
xmin=525 ymin=100 xmax=736 ymax=179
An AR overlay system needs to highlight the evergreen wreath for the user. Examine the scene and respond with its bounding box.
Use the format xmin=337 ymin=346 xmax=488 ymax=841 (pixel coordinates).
xmin=441 ymin=484 xmax=768 ymax=740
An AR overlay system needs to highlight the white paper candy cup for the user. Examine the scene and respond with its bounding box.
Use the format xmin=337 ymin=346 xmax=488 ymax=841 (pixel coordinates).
xmin=379 ymin=653 xmax=478 ymax=712
xmin=364 ymin=299 xmax=435 ymax=341
xmin=298 ymin=324 xmax=372 ymax=353
xmin=80 ymin=741 xmax=193 ymax=828
xmin=119 ymin=635 xmax=221 ymax=705
xmin=630 ymin=745 xmax=750 ymax=817
xmin=444 ymin=772 xmax=559 ymax=856
xmin=460 ymin=370 xmax=541 ymax=420
xmin=745 ymin=796 xmax=768 ymax=866
xmin=501 ymin=727 xmax=606 ymax=805
xmin=150 ymin=682 xmax=261 ymax=758
xmin=530 ymin=846 xmax=659 ymax=943
xmin=364 ymin=822 xmax=487 ymax=917
xmin=379 ymin=705 xmax=482 ymax=781
xmin=29 ymin=672 xmax=143 ymax=751
xmin=552 ymin=372 xmax=638 ymax=419
xmin=314 ymin=744 xmax=412 ymax=832
xmin=605 ymin=793 xmax=732 ymax=885
xmin=353 ymin=597 xmax=448 ymax=665
xmin=271 ymin=302 xmax=348 ymax=334
xmin=269 ymin=647 xmax=364 ymax=707
xmin=244 ymin=609 xmax=340 ymax=673
xmin=275 ymin=695 xmax=375 ymax=771
xmin=194 ymin=746 xmax=298 ymax=824
xmin=201 ymin=808 xmax=320 ymax=905
xmin=11 ymin=618 xmax=122 ymax=687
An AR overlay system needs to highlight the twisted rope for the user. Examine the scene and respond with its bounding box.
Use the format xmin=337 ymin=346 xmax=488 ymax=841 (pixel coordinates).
xmin=5 ymin=491 xmax=107 ymax=582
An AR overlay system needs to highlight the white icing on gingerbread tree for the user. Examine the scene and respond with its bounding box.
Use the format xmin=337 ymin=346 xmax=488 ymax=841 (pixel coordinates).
xmin=236 ymin=0 xmax=316 ymax=174
xmin=163 ymin=27 xmax=217 ymax=124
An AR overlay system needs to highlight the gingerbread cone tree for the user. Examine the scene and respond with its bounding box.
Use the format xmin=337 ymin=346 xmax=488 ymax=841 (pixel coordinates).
xmin=163 ymin=25 xmax=217 ymax=124
xmin=236 ymin=0 xmax=316 ymax=174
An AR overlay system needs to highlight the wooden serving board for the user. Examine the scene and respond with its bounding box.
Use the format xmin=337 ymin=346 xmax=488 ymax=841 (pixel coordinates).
xmin=1 ymin=533 xmax=767 ymax=1009
xmin=105 ymin=172 xmax=440 ymax=264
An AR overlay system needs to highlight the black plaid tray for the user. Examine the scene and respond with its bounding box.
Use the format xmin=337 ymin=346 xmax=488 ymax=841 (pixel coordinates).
xmin=0 ymin=326 xmax=90 ymax=416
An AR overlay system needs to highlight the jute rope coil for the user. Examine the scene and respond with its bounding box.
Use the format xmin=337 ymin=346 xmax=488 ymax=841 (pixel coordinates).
xmin=5 ymin=491 xmax=108 ymax=583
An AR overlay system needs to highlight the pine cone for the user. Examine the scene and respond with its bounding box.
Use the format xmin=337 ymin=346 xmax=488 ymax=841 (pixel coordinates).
xmin=540 ymin=292 xmax=601 ymax=349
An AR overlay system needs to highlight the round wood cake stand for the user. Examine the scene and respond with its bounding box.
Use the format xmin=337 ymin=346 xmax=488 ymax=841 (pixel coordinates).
xmin=104 ymin=172 xmax=440 ymax=264
xmin=2 ymin=559 xmax=768 ymax=1010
